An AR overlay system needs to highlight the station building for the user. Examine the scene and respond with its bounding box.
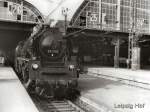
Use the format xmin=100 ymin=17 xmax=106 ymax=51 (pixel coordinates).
xmin=70 ymin=0 xmax=150 ymax=33
xmin=0 ymin=0 xmax=44 ymax=23
xmin=0 ymin=0 xmax=150 ymax=69
xmin=0 ymin=0 xmax=45 ymax=64
xmin=67 ymin=0 xmax=150 ymax=69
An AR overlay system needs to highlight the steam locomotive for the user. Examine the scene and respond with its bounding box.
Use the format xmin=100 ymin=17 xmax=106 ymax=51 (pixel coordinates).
xmin=14 ymin=25 xmax=80 ymax=97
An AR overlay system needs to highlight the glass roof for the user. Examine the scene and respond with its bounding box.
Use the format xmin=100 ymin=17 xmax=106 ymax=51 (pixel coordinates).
xmin=25 ymin=0 xmax=84 ymax=24
xmin=26 ymin=0 xmax=59 ymax=17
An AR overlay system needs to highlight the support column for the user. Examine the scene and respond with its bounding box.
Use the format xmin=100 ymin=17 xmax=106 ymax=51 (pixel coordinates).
xmin=21 ymin=1 xmax=23 ymax=21
xmin=114 ymin=37 xmax=120 ymax=68
xmin=131 ymin=46 xmax=140 ymax=70
xmin=128 ymin=34 xmax=141 ymax=70
xmin=116 ymin=0 xmax=121 ymax=30
xmin=99 ymin=0 xmax=102 ymax=29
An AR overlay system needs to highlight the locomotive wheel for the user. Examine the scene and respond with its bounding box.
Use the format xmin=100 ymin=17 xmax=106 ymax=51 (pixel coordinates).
xmin=22 ymin=69 xmax=35 ymax=92
xmin=24 ymin=79 xmax=31 ymax=89
xmin=22 ymin=69 xmax=29 ymax=84
xmin=68 ymin=80 xmax=78 ymax=88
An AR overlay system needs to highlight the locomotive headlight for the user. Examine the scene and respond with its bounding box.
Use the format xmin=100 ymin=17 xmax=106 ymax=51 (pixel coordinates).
xmin=32 ymin=63 xmax=39 ymax=70
xmin=69 ymin=65 xmax=75 ymax=70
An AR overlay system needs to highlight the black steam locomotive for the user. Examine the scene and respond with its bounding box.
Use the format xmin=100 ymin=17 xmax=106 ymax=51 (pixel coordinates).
xmin=15 ymin=25 xmax=80 ymax=97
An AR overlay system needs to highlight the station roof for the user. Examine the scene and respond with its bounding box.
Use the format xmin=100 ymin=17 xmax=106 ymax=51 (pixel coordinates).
xmin=25 ymin=0 xmax=84 ymax=25
xmin=26 ymin=0 xmax=59 ymax=17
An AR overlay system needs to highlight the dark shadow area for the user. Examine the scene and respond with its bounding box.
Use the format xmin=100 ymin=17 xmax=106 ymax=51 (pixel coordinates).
xmin=141 ymin=46 xmax=150 ymax=70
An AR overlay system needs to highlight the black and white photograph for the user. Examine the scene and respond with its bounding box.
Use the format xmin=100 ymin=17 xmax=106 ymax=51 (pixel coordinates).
xmin=0 ymin=0 xmax=150 ymax=112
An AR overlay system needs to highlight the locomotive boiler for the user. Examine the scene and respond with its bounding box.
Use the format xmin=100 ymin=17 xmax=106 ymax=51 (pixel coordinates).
xmin=15 ymin=25 xmax=80 ymax=98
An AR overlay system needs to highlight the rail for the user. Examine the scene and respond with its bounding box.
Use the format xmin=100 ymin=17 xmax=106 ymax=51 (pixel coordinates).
xmin=32 ymin=95 xmax=85 ymax=112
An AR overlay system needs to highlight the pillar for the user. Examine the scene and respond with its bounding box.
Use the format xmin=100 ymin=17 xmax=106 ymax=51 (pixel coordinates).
xmin=131 ymin=47 xmax=140 ymax=70
xmin=116 ymin=0 xmax=121 ymax=30
xmin=114 ymin=38 xmax=120 ymax=68
xmin=99 ymin=0 xmax=102 ymax=29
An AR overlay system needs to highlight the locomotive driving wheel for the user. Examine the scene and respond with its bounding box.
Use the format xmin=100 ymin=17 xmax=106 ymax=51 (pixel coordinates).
xmin=22 ymin=69 xmax=35 ymax=92
xmin=22 ymin=68 xmax=29 ymax=84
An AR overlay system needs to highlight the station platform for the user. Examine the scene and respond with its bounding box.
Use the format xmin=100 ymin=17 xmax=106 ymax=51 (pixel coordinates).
xmin=0 ymin=67 xmax=39 ymax=112
xmin=84 ymin=67 xmax=150 ymax=89
xmin=78 ymin=73 xmax=150 ymax=112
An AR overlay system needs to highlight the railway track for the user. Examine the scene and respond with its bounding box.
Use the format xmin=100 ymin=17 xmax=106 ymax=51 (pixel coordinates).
xmin=32 ymin=95 xmax=85 ymax=112
xmin=46 ymin=100 xmax=85 ymax=112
